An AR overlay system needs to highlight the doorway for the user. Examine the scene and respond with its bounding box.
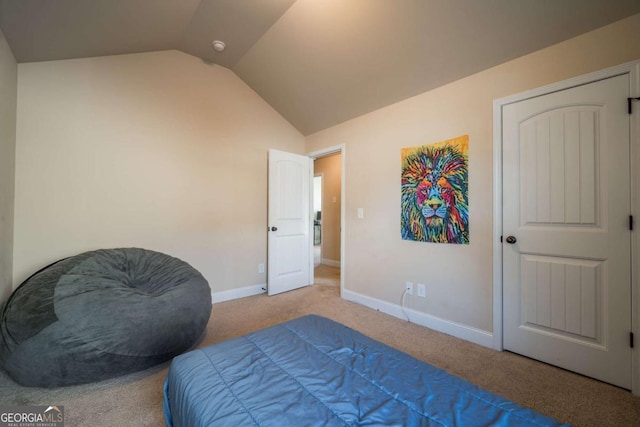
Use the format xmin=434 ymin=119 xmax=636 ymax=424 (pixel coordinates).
xmin=309 ymin=146 xmax=345 ymax=292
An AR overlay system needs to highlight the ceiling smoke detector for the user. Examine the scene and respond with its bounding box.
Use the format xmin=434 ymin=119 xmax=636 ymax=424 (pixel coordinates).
xmin=212 ymin=40 xmax=226 ymax=52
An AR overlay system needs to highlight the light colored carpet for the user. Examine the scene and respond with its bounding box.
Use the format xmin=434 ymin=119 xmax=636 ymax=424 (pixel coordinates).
xmin=1 ymin=265 xmax=638 ymax=426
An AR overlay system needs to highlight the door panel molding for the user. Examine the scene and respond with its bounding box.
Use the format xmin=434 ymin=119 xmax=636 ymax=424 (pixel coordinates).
xmin=518 ymin=254 xmax=606 ymax=347
xmin=493 ymin=59 xmax=640 ymax=394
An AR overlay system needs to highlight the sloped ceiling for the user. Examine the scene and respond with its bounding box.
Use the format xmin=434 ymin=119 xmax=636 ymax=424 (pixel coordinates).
xmin=1 ymin=0 xmax=639 ymax=135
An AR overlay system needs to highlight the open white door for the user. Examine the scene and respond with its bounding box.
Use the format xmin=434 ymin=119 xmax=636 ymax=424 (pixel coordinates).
xmin=267 ymin=149 xmax=313 ymax=295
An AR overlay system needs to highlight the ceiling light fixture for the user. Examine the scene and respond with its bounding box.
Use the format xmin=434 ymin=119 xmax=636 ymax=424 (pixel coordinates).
xmin=211 ymin=40 xmax=226 ymax=52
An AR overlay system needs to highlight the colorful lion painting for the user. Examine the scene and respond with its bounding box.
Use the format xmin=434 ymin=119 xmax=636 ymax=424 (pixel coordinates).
xmin=401 ymin=135 xmax=469 ymax=244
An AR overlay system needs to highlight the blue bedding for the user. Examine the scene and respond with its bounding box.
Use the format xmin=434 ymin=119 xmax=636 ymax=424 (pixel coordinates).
xmin=163 ymin=315 xmax=566 ymax=426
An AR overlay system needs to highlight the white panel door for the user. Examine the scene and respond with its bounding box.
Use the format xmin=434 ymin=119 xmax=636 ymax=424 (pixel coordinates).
xmin=268 ymin=149 xmax=313 ymax=296
xmin=502 ymin=74 xmax=632 ymax=388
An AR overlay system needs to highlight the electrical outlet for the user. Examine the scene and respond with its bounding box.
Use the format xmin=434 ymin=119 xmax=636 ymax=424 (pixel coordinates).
xmin=258 ymin=263 xmax=265 ymax=273
xmin=405 ymin=281 xmax=413 ymax=296
xmin=417 ymin=283 xmax=426 ymax=298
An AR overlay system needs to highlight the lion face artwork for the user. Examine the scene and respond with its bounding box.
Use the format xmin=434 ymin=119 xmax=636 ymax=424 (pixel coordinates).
xmin=401 ymin=136 xmax=469 ymax=244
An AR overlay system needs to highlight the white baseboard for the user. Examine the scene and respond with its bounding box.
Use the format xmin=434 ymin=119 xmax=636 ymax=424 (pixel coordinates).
xmin=342 ymin=289 xmax=494 ymax=348
xmin=210 ymin=284 xmax=493 ymax=349
xmin=321 ymin=258 xmax=340 ymax=268
xmin=211 ymin=283 xmax=266 ymax=304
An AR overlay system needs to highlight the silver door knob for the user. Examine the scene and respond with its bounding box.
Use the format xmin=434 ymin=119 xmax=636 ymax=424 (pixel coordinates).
xmin=505 ymin=235 xmax=517 ymax=244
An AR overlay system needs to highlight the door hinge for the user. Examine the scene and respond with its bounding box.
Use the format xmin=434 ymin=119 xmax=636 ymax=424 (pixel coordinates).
xmin=630 ymin=332 xmax=635 ymax=349
xmin=630 ymin=215 xmax=634 ymax=231
xmin=628 ymin=97 xmax=640 ymax=114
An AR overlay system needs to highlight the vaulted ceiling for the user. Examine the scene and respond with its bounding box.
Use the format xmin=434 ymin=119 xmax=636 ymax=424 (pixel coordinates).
xmin=2 ymin=0 xmax=639 ymax=135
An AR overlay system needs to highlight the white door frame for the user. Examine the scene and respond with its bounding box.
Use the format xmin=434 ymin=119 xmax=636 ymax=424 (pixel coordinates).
xmin=493 ymin=59 xmax=640 ymax=394
xmin=307 ymin=144 xmax=346 ymax=295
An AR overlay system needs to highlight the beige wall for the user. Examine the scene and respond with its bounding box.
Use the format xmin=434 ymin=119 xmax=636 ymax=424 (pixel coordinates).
xmin=306 ymin=14 xmax=640 ymax=332
xmin=0 ymin=29 xmax=16 ymax=303
xmin=14 ymin=50 xmax=305 ymax=291
xmin=314 ymin=153 xmax=341 ymax=264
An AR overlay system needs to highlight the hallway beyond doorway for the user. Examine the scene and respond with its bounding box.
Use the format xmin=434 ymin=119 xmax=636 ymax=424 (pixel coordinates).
xmin=314 ymin=264 xmax=339 ymax=288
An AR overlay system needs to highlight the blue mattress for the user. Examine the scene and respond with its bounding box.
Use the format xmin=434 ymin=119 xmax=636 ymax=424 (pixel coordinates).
xmin=163 ymin=315 xmax=566 ymax=426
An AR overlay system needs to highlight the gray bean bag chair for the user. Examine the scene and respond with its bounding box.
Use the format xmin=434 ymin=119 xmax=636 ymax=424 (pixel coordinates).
xmin=0 ymin=248 xmax=211 ymax=387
